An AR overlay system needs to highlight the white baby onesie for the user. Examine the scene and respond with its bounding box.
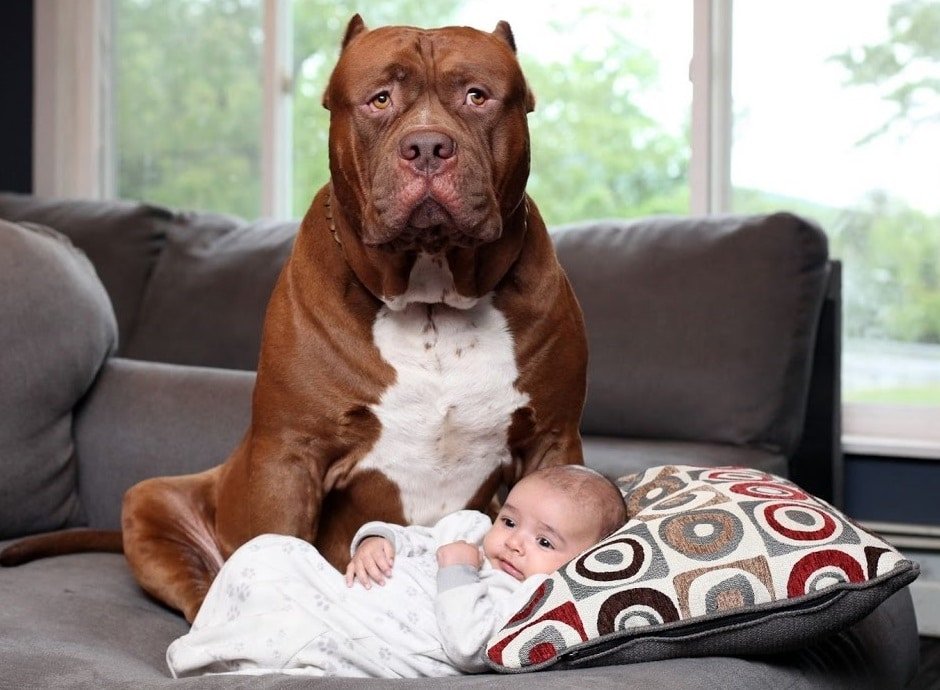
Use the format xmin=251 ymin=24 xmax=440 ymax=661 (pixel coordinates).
xmin=166 ymin=510 xmax=545 ymax=678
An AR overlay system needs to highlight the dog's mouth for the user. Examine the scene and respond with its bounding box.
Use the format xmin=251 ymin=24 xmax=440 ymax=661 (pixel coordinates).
xmin=408 ymin=198 xmax=451 ymax=230
xmin=377 ymin=197 xmax=487 ymax=253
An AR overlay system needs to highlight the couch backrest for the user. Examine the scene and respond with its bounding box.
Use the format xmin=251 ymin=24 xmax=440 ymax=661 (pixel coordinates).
xmin=120 ymin=215 xmax=297 ymax=370
xmin=0 ymin=194 xmax=832 ymax=462
xmin=552 ymin=213 xmax=831 ymax=458
xmin=0 ymin=219 xmax=118 ymax=539
xmin=0 ymin=192 xmax=297 ymax=370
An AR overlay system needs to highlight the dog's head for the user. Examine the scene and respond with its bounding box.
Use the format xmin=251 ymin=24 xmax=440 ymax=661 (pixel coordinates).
xmin=323 ymin=15 xmax=535 ymax=254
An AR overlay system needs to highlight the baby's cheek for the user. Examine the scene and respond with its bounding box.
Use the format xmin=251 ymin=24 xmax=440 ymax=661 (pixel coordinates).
xmin=548 ymin=551 xmax=575 ymax=572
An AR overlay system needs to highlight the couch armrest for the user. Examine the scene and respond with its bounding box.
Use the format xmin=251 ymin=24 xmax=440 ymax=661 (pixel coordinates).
xmin=790 ymin=261 xmax=843 ymax=506
xmin=73 ymin=357 xmax=254 ymax=529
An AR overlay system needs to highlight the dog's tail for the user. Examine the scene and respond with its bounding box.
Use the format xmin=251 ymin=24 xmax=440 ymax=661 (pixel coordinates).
xmin=0 ymin=529 xmax=123 ymax=566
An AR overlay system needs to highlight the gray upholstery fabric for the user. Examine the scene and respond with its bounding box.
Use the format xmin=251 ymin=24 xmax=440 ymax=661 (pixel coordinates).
xmin=75 ymin=358 xmax=255 ymax=529
xmin=0 ymin=192 xmax=174 ymax=348
xmin=0 ymin=220 xmax=117 ymax=538
xmin=582 ymin=436 xmax=788 ymax=480
xmin=553 ymin=213 xmax=829 ymax=456
xmin=123 ymin=217 xmax=297 ymax=370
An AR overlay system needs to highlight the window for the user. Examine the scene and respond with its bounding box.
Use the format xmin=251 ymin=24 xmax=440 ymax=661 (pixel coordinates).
xmin=34 ymin=0 xmax=940 ymax=455
xmin=729 ymin=1 xmax=940 ymax=453
xmin=114 ymin=0 xmax=265 ymax=219
xmin=110 ymin=0 xmax=691 ymax=222
xmin=289 ymin=1 xmax=692 ymax=220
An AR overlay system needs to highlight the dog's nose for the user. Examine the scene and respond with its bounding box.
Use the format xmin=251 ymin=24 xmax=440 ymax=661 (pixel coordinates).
xmin=399 ymin=130 xmax=456 ymax=174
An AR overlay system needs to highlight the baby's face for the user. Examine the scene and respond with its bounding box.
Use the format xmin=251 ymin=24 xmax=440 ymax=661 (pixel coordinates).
xmin=482 ymin=476 xmax=600 ymax=581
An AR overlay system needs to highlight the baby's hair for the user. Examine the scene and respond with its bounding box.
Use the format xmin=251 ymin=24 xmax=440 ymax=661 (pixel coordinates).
xmin=526 ymin=465 xmax=627 ymax=539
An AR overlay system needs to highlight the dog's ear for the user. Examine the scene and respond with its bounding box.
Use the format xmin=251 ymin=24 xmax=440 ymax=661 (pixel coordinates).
xmin=324 ymin=15 xmax=369 ymax=110
xmin=342 ymin=14 xmax=368 ymax=50
xmin=524 ymin=87 xmax=536 ymax=114
xmin=492 ymin=21 xmax=536 ymax=113
xmin=492 ymin=20 xmax=517 ymax=53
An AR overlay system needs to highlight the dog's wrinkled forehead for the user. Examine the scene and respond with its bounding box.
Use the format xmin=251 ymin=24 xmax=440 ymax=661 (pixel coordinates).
xmin=323 ymin=15 xmax=534 ymax=112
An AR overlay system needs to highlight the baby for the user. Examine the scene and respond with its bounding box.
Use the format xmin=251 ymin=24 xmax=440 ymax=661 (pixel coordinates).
xmin=167 ymin=465 xmax=626 ymax=678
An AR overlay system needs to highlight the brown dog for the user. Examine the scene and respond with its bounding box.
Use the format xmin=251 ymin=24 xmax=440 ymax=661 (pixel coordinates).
xmin=0 ymin=15 xmax=587 ymax=623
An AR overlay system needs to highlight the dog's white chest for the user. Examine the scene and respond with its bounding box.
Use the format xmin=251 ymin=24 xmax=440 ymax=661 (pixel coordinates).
xmin=357 ymin=294 xmax=529 ymax=525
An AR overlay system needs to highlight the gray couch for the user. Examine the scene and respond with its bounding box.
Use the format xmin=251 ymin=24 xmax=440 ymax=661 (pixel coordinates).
xmin=0 ymin=192 xmax=919 ymax=688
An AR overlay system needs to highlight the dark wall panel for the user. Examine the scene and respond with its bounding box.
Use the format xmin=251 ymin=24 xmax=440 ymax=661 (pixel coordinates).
xmin=845 ymin=455 xmax=940 ymax=525
xmin=0 ymin=2 xmax=34 ymax=193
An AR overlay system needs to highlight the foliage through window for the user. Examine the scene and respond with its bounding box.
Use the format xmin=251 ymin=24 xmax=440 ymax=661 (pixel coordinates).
xmin=115 ymin=0 xmax=264 ymax=219
xmin=112 ymin=0 xmax=940 ymax=413
xmin=730 ymin=0 xmax=940 ymax=406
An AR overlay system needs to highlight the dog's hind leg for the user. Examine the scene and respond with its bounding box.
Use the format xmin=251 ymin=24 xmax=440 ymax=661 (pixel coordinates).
xmin=121 ymin=468 xmax=225 ymax=623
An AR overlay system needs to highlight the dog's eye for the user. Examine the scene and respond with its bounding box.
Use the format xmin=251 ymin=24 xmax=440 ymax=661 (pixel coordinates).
xmin=466 ymin=89 xmax=487 ymax=107
xmin=370 ymin=92 xmax=392 ymax=110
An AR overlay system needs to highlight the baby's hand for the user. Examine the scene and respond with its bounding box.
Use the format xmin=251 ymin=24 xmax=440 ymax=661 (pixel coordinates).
xmin=346 ymin=536 xmax=394 ymax=588
xmin=436 ymin=540 xmax=481 ymax=569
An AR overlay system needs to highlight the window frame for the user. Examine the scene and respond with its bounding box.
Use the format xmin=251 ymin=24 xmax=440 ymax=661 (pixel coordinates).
xmin=32 ymin=0 xmax=112 ymax=199
xmin=32 ymin=0 xmax=940 ymax=458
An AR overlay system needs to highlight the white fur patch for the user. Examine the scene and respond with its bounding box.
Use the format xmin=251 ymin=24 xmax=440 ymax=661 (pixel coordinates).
xmin=382 ymin=253 xmax=479 ymax=311
xmin=356 ymin=292 xmax=529 ymax=526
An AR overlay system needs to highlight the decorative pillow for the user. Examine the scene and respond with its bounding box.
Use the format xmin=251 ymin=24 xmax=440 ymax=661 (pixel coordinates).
xmin=0 ymin=220 xmax=117 ymax=538
xmin=485 ymin=465 xmax=919 ymax=672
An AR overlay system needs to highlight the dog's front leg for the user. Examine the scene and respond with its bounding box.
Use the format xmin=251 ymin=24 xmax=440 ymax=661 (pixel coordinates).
xmin=214 ymin=433 xmax=326 ymax=550
xmin=246 ymin=440 xmax=324 ymax=541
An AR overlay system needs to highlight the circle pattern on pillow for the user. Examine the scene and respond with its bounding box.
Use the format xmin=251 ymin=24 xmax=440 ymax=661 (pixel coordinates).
xmin=762 ymin=502 xmax=838 ymax=541
xmin=624 ymin=472 xmax=688 ymax=516
xmin=486 ymin=464 xmax=916 ymax=671
xmin=729 ymin=481 xmax=809 ymax=501
xmin=658 ymin=509 xmax=743 ymax=561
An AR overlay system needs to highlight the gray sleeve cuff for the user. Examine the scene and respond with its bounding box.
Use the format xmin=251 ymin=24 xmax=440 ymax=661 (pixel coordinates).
xmin=437 ymin=564 xmax=480 ymax=593
xmin=349 ymin=522 xmax=399 ymax=556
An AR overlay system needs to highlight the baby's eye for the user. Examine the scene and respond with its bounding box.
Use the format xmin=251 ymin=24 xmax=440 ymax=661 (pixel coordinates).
xmin=537 ymin=537 xmax=554 ymax=549
xmin=501 ymin=517 xmax=515 ymax=528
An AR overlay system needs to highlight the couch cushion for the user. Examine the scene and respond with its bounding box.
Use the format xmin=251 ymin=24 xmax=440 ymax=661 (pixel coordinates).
xmin=485 ymin=465 xmax=918 ymax=672
xmin=0 ymin=192 xmax=174 ymax=351
xmin=553 ymin=213 xmax=829 ymax=456
xmin=583 ymin=437 xmax=787 ymax=483
xmin=0 ymin=220 xmax=117 ymax=538
xmin=75 ymin=358 xmax=255 ymax=530
xmin=123 ymin=216 xmax=297 ymax=370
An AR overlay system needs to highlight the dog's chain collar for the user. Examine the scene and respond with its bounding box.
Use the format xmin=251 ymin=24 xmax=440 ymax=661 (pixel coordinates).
xmin=324 ymin=185 xmax=530 ymax=248
xmin=324 ymin=186 xmax=342 ymax=246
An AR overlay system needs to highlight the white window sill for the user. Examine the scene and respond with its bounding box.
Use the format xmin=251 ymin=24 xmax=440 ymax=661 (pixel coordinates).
xmin=843 ymin=435 xmax=940 ymax=460
xmin=842 ymin=402 xmax=940 ymax=460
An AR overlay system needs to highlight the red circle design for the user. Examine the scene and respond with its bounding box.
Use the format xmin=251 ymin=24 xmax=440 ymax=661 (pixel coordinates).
xmin=702 ymin=468 xmax=771 ymax=482
xmin=762 ymin=502 xmax=837 ymax=541
xmin=527 ymin=642 xmax=558 ymax=664
xmin=730 ymin=481 xmax=808 ymax=501
xmin=787 ymin=549 xmax=864 ymax=596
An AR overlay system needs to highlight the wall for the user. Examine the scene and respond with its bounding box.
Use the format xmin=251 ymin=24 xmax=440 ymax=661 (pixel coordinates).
xmin=0 ymin=2 xmax=34 ymax=194
xmin=847 ymin=456 xmax=940 ymax=527
xmin=0 ymin=0 xmax=33 ymax=192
